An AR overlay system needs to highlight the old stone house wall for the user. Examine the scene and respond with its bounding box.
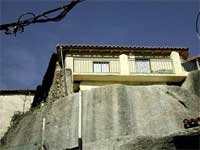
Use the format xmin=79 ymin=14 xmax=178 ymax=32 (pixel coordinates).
xmin=47 ymin=62 xmax=73 ymax=102
xmin=31 ymin=53 xmax=73 ymax=107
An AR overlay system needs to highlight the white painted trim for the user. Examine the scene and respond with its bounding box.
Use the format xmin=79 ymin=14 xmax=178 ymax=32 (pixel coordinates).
xmin=78 ymin=91 xmax=82 ymax=139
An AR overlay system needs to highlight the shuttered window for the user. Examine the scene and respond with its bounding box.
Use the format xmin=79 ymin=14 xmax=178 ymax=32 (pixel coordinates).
xmin=93 ymin=62 xmax=109 ymax=73
xmin=135 ymin=59 xmax=151 ymax=73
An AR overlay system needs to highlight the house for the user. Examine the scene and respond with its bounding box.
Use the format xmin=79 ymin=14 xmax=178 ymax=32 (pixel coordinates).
xmin=56 ymin=45 xmax=189 ymax=91
xmin=0 ymin=89 xmax=35 ymax=140
xmin=31 ymin=45 xmax=190 ymax=107
xmin=182 ymin=55 xmax=200 ymax=71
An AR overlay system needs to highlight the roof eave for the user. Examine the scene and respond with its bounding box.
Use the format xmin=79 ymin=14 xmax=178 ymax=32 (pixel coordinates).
xmin=57 ymin=45 xmax=189 ymax=60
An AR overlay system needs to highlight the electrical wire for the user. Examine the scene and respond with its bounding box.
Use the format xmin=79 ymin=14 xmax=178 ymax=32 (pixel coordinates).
xmin=196 ymin=11 xmax=200 ymax=40
xmin=0 ymin=0 xmax=82 ymax=36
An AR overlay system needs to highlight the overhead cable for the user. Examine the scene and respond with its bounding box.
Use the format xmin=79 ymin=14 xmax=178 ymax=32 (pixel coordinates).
xmin=0 ymin=0 xmax=82 ymax=36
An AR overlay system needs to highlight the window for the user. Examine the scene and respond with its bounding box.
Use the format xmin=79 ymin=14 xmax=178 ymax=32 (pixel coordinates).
xmin=135 ymin=59 xmax=151 ymax=73
xmin=93 ymin=62 xmax=109 ymax=72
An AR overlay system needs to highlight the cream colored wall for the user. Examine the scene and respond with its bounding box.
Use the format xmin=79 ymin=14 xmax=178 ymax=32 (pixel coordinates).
xmin=79 ymin=81 xmax=127 ymax=91
xmin=78 ymin=72 xmax=186 ymax=91
xmin=79 ymin=81 xmax=107 ymax=91
xmin=170 ymin=51 xmax=187 ymax=75
xmin=65 ymin=56 xmax=74 ymax=72
xmin=0 ymin=94 xmax=33 ymax=139
xmin=120 ymin=54 xmax=130 ymax=75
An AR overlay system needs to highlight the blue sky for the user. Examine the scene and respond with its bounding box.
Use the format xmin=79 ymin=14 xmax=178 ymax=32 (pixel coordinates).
xmin=0 ymin=0 xmax=200 ymax=89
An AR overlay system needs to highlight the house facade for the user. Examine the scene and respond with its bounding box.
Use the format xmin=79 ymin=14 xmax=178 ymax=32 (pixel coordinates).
xmin=182 ymin=55 xmax=200 ymax=72
xmin=56 ymin=45 xmax=189 ymax=91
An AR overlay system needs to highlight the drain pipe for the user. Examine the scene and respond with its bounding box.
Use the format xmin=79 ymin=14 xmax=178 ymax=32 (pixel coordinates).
xmin=41 ymin=117 xmax=46 ymax=150
xmin=78 ymin=91 xmax=82 ymax=150
xmin=40 ymin=103 xmax=46 ymax=150
xmin=196 ymin=59 xmax=200 ymax=70
xmin=60 ymin=46 xmax=67 ymax=95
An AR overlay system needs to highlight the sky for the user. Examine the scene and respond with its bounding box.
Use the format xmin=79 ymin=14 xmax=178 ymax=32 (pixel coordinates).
xmin=0 ymin=0 xmax=200 ymax=89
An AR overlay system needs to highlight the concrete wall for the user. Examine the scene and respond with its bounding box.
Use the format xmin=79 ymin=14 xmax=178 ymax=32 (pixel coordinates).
xmin=1 ymin=71 xmax=199 ymax=150
xmin=0 ymin=94 xmax=33 ymax=139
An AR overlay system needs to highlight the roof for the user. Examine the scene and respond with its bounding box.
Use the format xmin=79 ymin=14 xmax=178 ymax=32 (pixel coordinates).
xmin=0 ymin=89 xmax=35 ymax=95
xmin=56 ymin=44 xmax=189 ymax=59
xmin=183 ymin=55 xmax=200 ymax=63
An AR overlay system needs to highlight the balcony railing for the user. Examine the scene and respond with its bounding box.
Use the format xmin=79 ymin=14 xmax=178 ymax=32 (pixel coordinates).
xmin=129 ymin=58 xmax=174 ymax=74
xmin=74 ymin=58 xmax=120 ymax=73
xmin=73 ymin=58 xmax=174 ymax=74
